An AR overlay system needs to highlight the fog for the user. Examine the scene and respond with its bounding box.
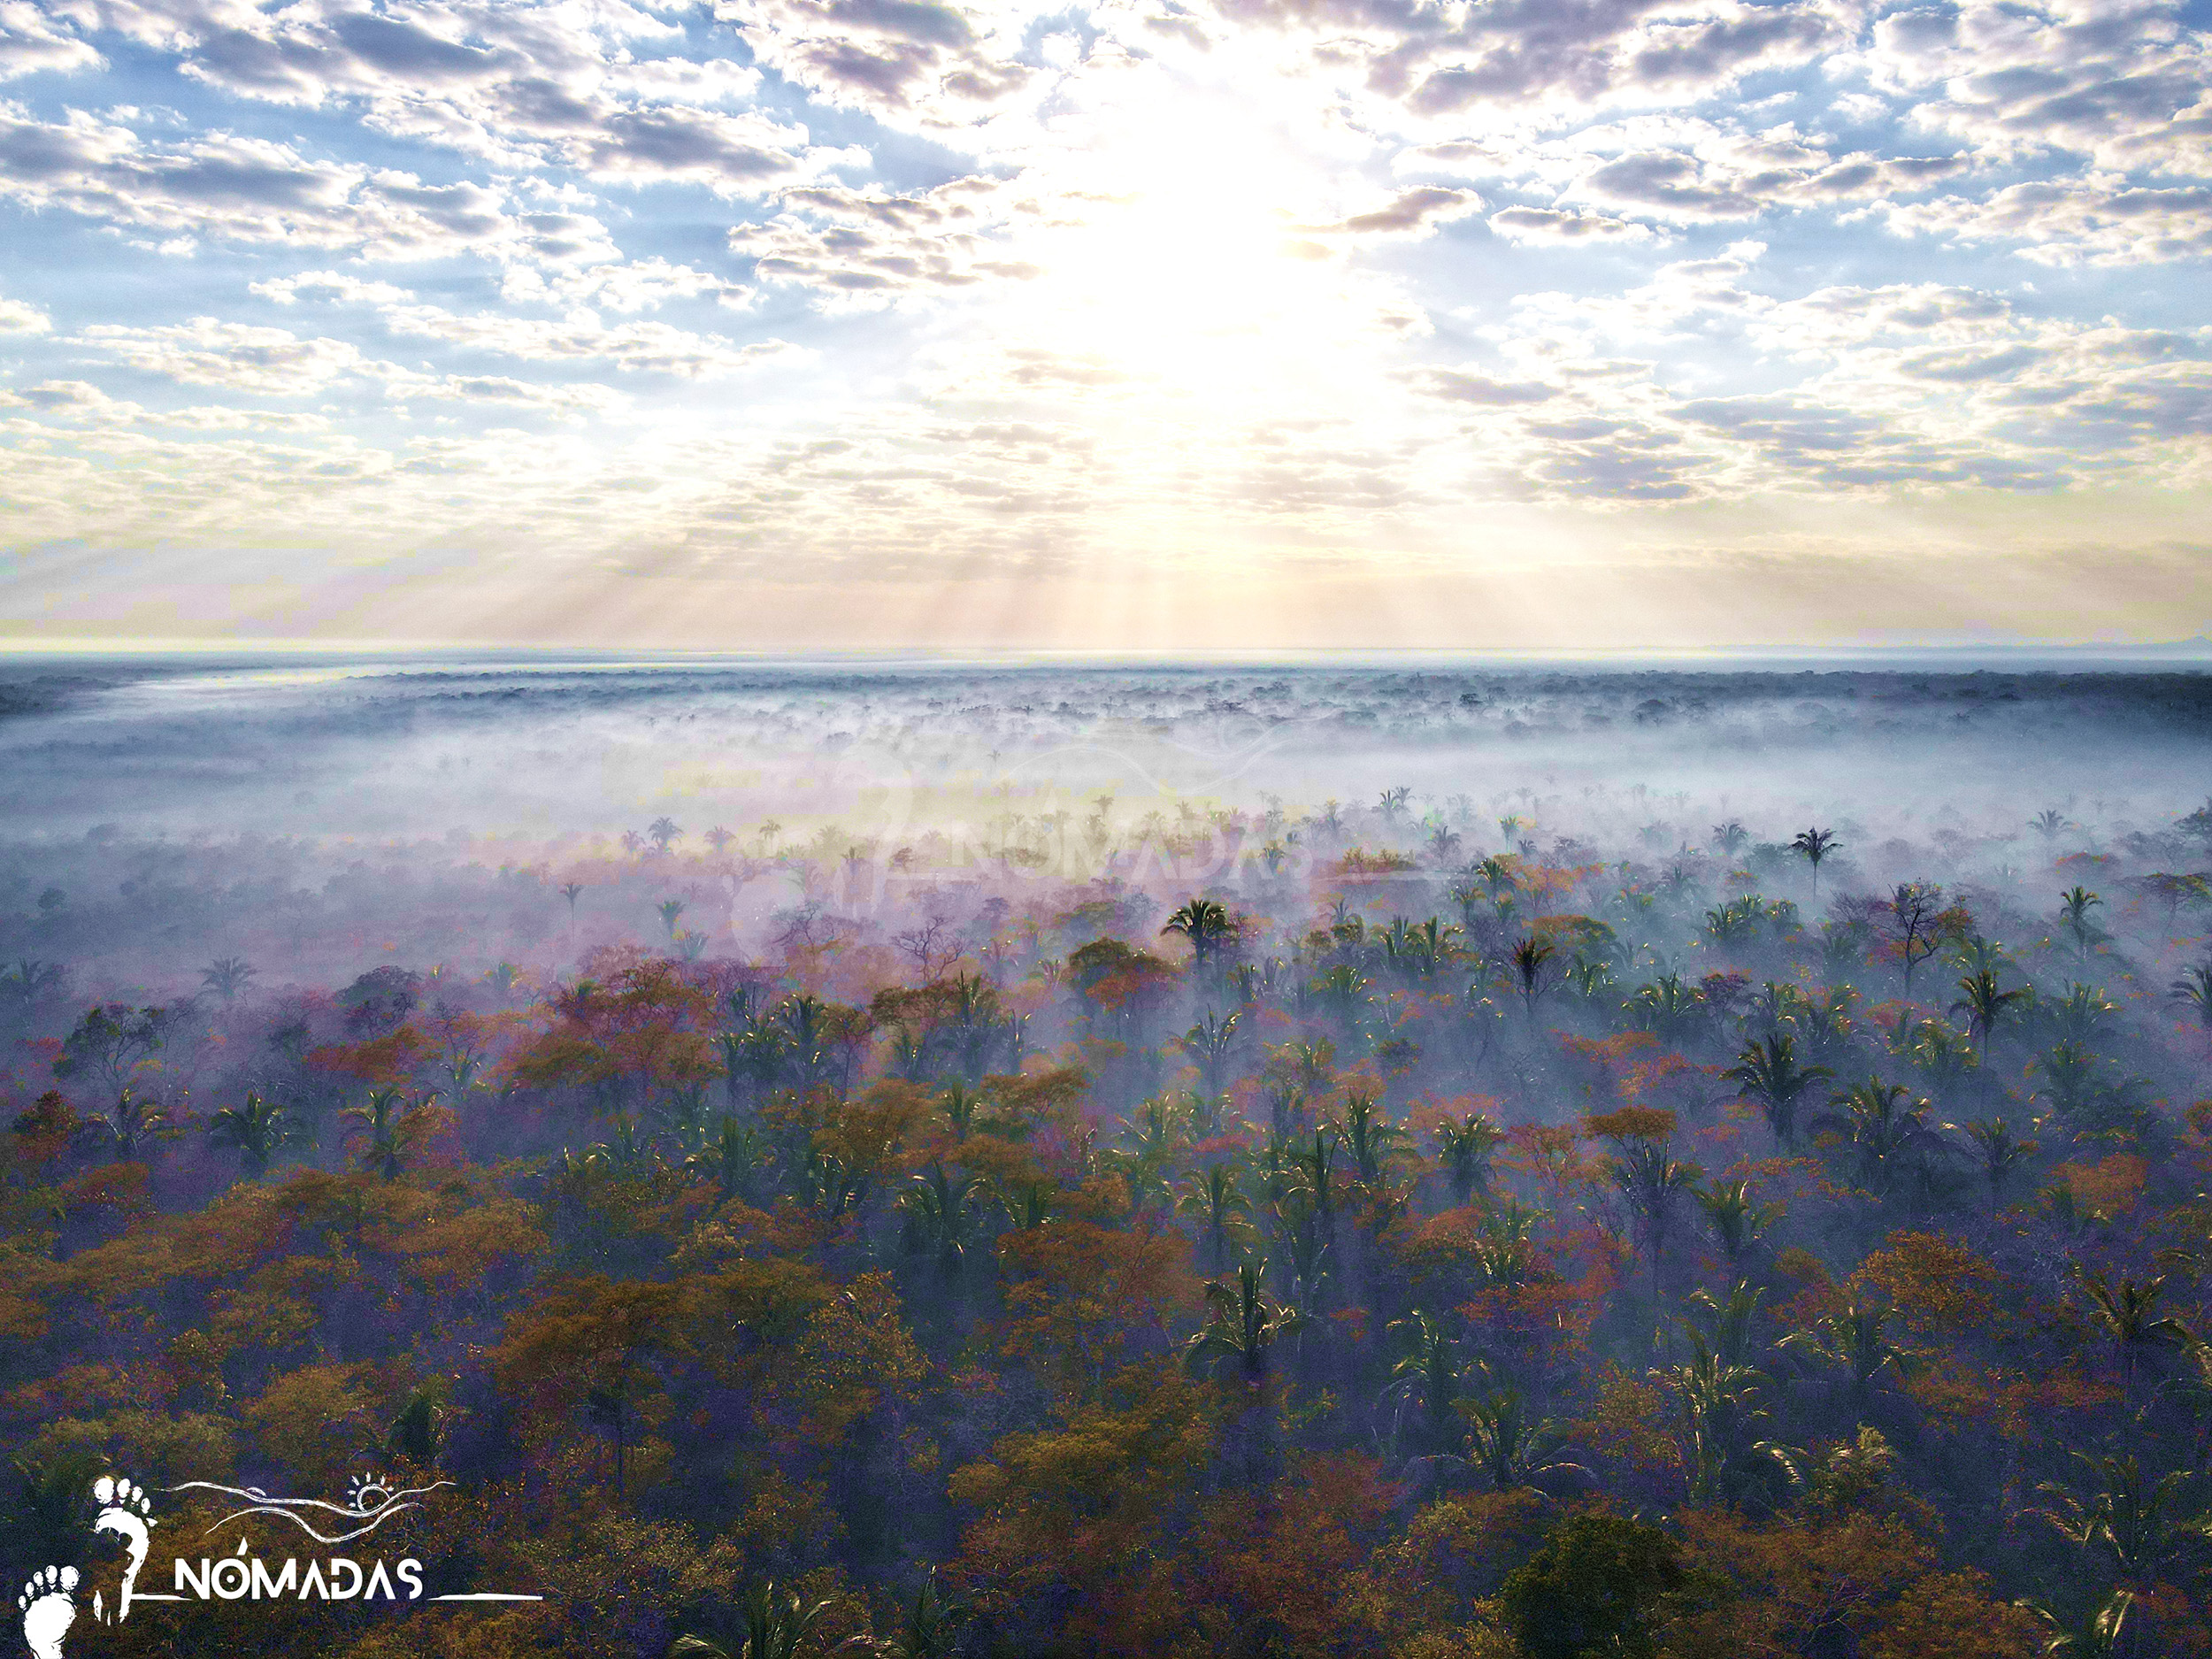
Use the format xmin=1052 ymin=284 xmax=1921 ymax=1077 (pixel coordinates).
xmin=1 ymin=653 xmax=2206 ymax=1000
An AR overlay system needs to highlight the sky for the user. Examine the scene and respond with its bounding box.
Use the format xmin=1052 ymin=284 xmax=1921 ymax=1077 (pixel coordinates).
xmin=0 ymin=0 xmax=2207 ymax=650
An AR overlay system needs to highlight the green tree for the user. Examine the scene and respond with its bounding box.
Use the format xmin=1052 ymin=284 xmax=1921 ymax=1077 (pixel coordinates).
xmin=1791 ymin=826 xmax=1840 ymax=891
xmin=1950 ymin=968 xmax=2029 ymax=1054
xmin=673 ymin=1580 xmax=832 ymax=1659
xmin=1723 ymin=1033 xmax=1831 ymax=1145
xmin=207 ymin=1090 xmax=293 ymax=1178
xmin=1162 ymin=897 xmax=1233 ymax=968
xmin=1500 ymin=1513 xmax=1687 ymax=1659
xmin=1187 ymin=1260 xmax=1306 ymax=1382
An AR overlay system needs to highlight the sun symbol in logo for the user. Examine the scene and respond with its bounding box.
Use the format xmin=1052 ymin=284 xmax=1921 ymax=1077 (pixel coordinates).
xmin=345 ymin=1472 xmax=393 ymax=1515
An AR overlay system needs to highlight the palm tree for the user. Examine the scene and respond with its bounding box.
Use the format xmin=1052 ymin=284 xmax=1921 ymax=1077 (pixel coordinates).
xmin=2170 ymin=963 xmax=2212 ymax=1029
xmin=873 ymin=1571 xmax=973 ymax=1659
xmin=561 ymin=880 xmax=585 ymax=917
xmin=1465 ymin=1390 xmax=1590 ymax=1493
xmin=1723 ymin=1033 xmax=1831 ymax=1145
xmin=1792 ymin=826 xmax=1840 ymax=891
xmin=1162 ymin=897 xmax=1232 ymax=968
xmin=897 ymin=1164 xmax=987 ymax=1277
xmin=1179 ymin=1163 xmax=1250 ymax=1270
xmin=1950 ymin=968 xmax=2029 ymax=1055
xmin=1382 ymin=1308 xmax=1465 ymax=1451
xmin=2032 ymin=1453 xmax=2208 ymax=1580
xmin=1434 ymin=1110 xmax=1504 ymax=1205
xmin=2030 ymin=807 xmax=2072 ymax=842
xmin=1333 ymin=1090 xmax=1408 ymax=1185
xmin=1187 ymin=1260 xmax=1306 ymax=1381
xmin=2018 ymin=1589 xmax=2135 ymax=1659
xmin=199 ymin=957 xmax=257 ymax=1003
xmin=657 ymin=898 xmax=687 ymax=941
xmin=673 ymin=1580 xmax=833 ymax=1659
xmin=1711 ymin=819 xmax=1749 ymax=856
xmin=1694 ymin=1178 xmax=1779 ymax=1265
xmin=1779 ymin=1289 xmax=1910 ymax=1399
xmin=1656 ymin=1330 xmax=1769 ymax=1502
xmin=207 ymin=1091 xmax=292 ymax=1178
xmin=648 ymin=817 xmax=683 ymax=853
xmin=1509 ymin=935 xmax=1554 ymax=1020
xmin=1956 ymin=1118 xmax=2038 ymax=1210
xmin=343 ymin=1086 xmax=434 ymax=1180
xmin=686 ymin=1114 xmax=770 ymax=1203
xmin=1611 ymin=1138 xmax=1702 ymax=1303
xmin=2058 ymin=886 xmax=2107 ymax=953
xmin=81 ymin=1087 xmax=182 ymax=1163
xmin=1813 ymin=1079 xmax=1947 ymax=1197
xmin=1178 ymin=1009 xmax=1241 ymax=1094
xmin=2075 ymin=1269 xmax=2193 ymax=1395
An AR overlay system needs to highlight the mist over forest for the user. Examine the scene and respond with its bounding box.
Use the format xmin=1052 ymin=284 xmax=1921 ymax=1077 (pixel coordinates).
xmin=4 ymin=655 xmax=2212 ymax=1657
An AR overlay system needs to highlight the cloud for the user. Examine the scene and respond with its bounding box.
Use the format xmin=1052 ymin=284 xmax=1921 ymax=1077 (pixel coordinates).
xmin=729 ymin=178 xmax=1044 ymax=304
xmin=375 ymin=301 xmax=800 ymax=377
xmin=250 ymin=271 xmax=417 ymax=307
xmin=1571 ymin=128 xmax=1970 ymax=222
xmin=1488 ymin=204 xmax=1655 ymax=242
xmin=79 ymin=318 xmax=373 ymax=394
xmin=1321 ymin=185 xmax=1483 ymax=235
xmin=0 ymin=288 xmax=48 ymax=331
xmin=711 ymin=0 xmax=1033 ymax=121
xmin=1873 ymin=176 xmax=2212 ymax=265
xmin=0 ymin=103 xmax=619 ymax=262
xmin=1864 ymin=0 xmax=2212 ymax=176
xmin=0 ymin=4 xmax=103 ymax=80
xmin=1413 ymin=366 xmax=1559 ymax=404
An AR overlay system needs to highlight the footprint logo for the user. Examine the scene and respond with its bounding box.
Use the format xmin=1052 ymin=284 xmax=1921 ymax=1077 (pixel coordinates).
xmin=16 ymin=1565 xmax=77 ymax=1659
xmin=88 ymin=1476 xmax=154 ymax=1624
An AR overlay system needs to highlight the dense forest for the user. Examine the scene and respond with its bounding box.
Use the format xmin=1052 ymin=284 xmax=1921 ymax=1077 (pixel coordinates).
xmin=4 ymin=739 xmax=2212 ymax=1655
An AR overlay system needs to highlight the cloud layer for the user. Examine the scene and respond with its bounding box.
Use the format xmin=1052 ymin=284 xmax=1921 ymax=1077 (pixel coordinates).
xmin=0 ymin=0 xmax=2207 ymax=645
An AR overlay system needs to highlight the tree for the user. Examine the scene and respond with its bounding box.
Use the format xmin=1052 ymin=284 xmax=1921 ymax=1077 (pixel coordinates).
xmin=1510 ymin=934 xmax=1555 ymax=1020
xmin=1187 ymin=1260 xmax=1305 ymax=1382
xmin=342 ymin=1085 xmax=440 ymax=1180
xmin=1500 ymin=1513 xmax=1686 ymax=1659
xmin=1382 ymin=1308 xmax=1466 ymax=1452
xmin=1792 ymin=826 xmax=1839 ymax=891
xmin=1813 ymin=1079 xmax=1947 ymax=1198
xmin=1162 ymin=897 xmax=1233 ymax=968
xmin=672 ymin=1579 xmax=832 ymax=1659
xmin=1178 ymin=1009 xmax=1241 ymax=1095
xmin=1695 ymin=1178 xmax=1780 ymax=1265
xmin=2031 ymin=1453 xmax=2210 ymax=1580
xmin=53 ymin=1002 xmax=177 ymax=1097
xmin=1465 ymin=1390 xmax=1588 ymax=1494
xmin=1609 ymin=1135 xmax=1701 ymax=1303
xmin=1886 ymin=882 xmax=1964 ymax=998
xmin=872 ymin=1571 xmax=973 ymax=1659
xmin=79 ymin=1086 xmax=182 ymax=1163
xmin=2058 ymin=886 xmax=2107 ymax=955
xmin=648 ymin=817 xmax=684 ymax=853
xmin=1951 ymin=968 xmax=2029 ymax=1055
xmin=1780 ymin=1289 xmax=1910 ymax=1399
xmin=1723 ymin=1033 xmax=1831 ymax=1145
xmin=1434 ymin=1110 xmax=1504 ymax=1205
xmin=2019 ymin=1589 xmax=2135 ymax=1659
xmin=657 ymin=898 xmax=687 ymax=940
xmin=2170 ymin=963 xmax=2212 ymax=1028
xmin=1957 ymin=1118 xmax=2038 ymax=1210
xmin=199 ymin=957 xmax=257 ymax=1003
xmin=2073 ymin=1270 xmax=2192 ymax=1396
xmin=206 ymin=1091 xmax=293 ymax=1178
